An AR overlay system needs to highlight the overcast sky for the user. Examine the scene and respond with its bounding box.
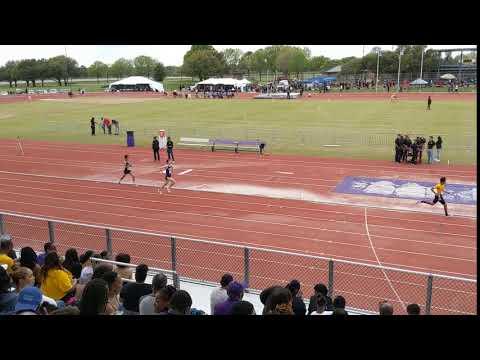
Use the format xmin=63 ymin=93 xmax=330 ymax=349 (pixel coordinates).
xmin=0 ymin=45 xmax=475 ymax=67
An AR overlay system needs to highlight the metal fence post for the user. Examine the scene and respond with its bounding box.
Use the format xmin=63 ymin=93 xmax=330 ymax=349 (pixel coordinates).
xmin=328 ymin=260 xmax=334 ymax=297
xmin=243 ymin=247 xmax=250 ymax=291
xmin=170 ymin=236 xmax=180 ymax=289
xmin=425 ymin=275 xmax=434 ymax=315
xmin=0 ymin=214 xmax=4 ymax=235
xmin=105 ymin=229 xmax=112 ymax=258
xmin=47 ymin=221 xmax=55 ymax=243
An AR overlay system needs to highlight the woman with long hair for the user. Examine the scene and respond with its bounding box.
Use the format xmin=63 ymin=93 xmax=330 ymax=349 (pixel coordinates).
xmin=19 ymin=247 xmax=41 ymax=286
xmin=11 ymin=267 xmax=57 ymax=308
xmin=40 ymin=252 xmax=76 ymax=302
xmin=79 ymin=278 xmax=109 ymax=316
xmin=102 ymin=271 xmax=122 ymax=315
xmin=62 ymin=248 xmax=82 ymax=280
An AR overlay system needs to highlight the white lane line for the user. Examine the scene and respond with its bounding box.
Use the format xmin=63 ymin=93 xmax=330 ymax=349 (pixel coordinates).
xmin=178 ymin=169 xmax=193 ymax=175
xmin=276 ymin=171 xmax=294 ymax=175
xmin=365 ymin=207 xmax=406 ymax=311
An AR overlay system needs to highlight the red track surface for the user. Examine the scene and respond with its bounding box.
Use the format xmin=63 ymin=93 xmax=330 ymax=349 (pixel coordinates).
xmin=0 ymin=139 xmax=476 ymax=314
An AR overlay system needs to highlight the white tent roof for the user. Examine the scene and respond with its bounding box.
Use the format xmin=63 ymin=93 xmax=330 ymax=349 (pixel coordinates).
xmin=196 ymin=78 xmax=250 ymax=87
xmin=109 ymin=76 xmax=164 ymax=92
xmin=410 ymin=78 xmax=428 ymax=85
xmin=440 ymin=73 xmax=456 ymax=80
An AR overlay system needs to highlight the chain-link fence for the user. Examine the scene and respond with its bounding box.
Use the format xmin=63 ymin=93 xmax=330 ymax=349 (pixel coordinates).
xmin=1 ymin=211 xmax=476 ymax=315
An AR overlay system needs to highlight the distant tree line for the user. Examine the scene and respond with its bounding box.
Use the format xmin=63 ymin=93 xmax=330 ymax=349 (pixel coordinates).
xmin=0 ymin=55 xmax=167 ymax=87
xmin=0 ymin=46 xmax=472 ymax=87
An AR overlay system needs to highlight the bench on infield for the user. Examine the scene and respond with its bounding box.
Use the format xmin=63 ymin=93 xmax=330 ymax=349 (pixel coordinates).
xmin=211 ymin=139 xmax=266 ymax=154
xmin=177 ymin=137 xmax=211 ymax=149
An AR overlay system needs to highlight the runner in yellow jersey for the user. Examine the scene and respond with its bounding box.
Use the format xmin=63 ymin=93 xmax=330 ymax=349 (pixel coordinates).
xmin=420 ymin=177 xmax=449 ymax=216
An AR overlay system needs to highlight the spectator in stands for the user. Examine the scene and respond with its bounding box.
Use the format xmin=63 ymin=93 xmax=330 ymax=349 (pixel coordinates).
xmin=0 ymin=266 xmax=17 ymax=314
xmin=37 ymin=242 xmax=56 ymax=266
xmin=99 ymin=251 xmax=109 ymax=260
xmin=79 ymin=250 xmax=95 ymax=284
xmin=115 ymin=253 xmax=133 ymax=280
xmin=79 ymin=278 xmax=109 ymax=315
xmin=139 ymin=273 xmax=168 ymax=315
xmin=40 ymin=252 xmax=76 ymax=302
xmin=0 ymin=235 xmax=16 ymax=273
xmin=265 ymin=287 xmax=294 ymax=315
xmin=213 ymin=281 xmax=244 ymax=315
xmin=102 ymin=271 xmax=122 ymax=315
xmin=407 ymin=303 xmax=421 ymax=315
xmin=308 ymin=283 xmax=333 ymax=314
xmin=210 ymin=273 xmax=233 ymax=314
xmin=11 ymin=267 xmax=57 ymax=308
xmin=75 ymin=263 xmax=115 ymax=303
xmin=154 ymin=285 xmax=177 ymax=314
xmin=310 ymin=294 xmax=333 ymax=315
xmin=230 ymin=300 xmax=256 ymax=315
xmin=165 ymin=289 xmax=192 ymax=315
xmin=62 ymin=248 xmax=82 ymax=280
xmin=19 ymin=247 xmax=41 ymax=286
xmin=259 ymin=285 xmax=284 ymax=314
xmin=379 ymin=301 xmax=394 ymax=315
xmin=120 ymin=264 xmax=151 ymax=315
xmin=286 ymin=280 xmax=306 ymax=316
xmin=333 ymin=295 xmax=348 ymax=315
xmin=14 ymin=286 xmax=44 ymax=315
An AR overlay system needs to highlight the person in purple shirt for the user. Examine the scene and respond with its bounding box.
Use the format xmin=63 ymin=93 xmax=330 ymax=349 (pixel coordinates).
xmin=213 ymin=281 xmax=244 ymax=315
xmin=37 ymin=243 xmax=56 ymax=266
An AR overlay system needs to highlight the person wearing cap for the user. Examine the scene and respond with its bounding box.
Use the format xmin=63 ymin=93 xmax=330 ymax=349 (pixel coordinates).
xmin=0 ymin=235 xmax=16 ymax=273
xmin=210 ymin=273 xmax=233 ymax=315
xmin=14 ymin=286 xmax=43 ymax=315
xmin=213 ymin=281 xmax=244 ymax=315
xmin=139 ymin=273 xmax=168 ymax=315
xmin=286 ymin=280 xmax=306 ymax=316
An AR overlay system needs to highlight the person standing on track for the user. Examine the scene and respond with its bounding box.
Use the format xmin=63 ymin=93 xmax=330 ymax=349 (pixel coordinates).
xmin=427 ymin=96 xmax=432 ymax=110
xmin=435 ymin=136 xmax=443 ymax=162
xmin=90 ymin=117 xmax=96 ymax=136
xmin=419 ymin=177 xmax=449 ymax=216
xmin=426 ymin=136 xmax=435 ymax=164
xmin=118 ymin=155 xmax=136 ymax=185
xmin=152 ymin=136 xmax=160 ymax=161
xmin=158 ymin=159 xmax=176 ymax=193
xmin=166 ymin=136 xmax=175 ymax=161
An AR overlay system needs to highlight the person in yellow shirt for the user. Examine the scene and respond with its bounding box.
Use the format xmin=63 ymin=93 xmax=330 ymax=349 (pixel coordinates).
xmin=0 ymin=236 xmax=17 ymax=273
xmin=40 ymin=252 xmax=76 ymax=301
xmin=420 ymin=177 xmax=449 ymax=216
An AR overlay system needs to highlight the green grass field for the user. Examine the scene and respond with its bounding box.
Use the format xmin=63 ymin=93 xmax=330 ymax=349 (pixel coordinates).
xmin=0 ymin=97 xmax=476 ymax=164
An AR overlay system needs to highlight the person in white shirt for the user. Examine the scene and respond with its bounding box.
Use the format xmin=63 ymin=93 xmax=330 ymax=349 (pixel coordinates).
xmin=79 ymin=251 xmax=95 ymax=285
xmin=310 ymin=294 xmax=333 ymax=316
xmin=210 ymin=273 xmax=233 ymax=315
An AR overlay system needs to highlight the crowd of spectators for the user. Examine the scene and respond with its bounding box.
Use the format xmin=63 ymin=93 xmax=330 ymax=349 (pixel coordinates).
xmin=0 ymin=235 xmax=423 ymax=316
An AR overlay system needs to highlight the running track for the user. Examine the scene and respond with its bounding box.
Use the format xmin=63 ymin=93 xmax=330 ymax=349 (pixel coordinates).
xmin=0 ymin=139 xmax=476 ymax=314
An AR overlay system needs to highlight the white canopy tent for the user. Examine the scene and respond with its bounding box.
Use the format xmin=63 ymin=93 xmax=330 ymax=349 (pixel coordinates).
xmin=440 ymin=73 xmax=456 ymax=80
xmin=194 ymin=78 xmax=252 ymax=91
xmin=108 ymin=76 xmax=164 ymax=92
xmin=410 ymin=78 xmax=428 ymax=85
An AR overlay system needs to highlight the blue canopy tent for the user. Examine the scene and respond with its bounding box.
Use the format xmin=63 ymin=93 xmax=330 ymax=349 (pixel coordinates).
xmin=303 ymin=76 xmax=337 ymax=84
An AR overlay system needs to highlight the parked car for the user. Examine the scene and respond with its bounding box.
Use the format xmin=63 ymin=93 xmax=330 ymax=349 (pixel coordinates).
xmin=27 ymin=89 xmax=36 ymax=94
xmin=48 ymin=89 xmax=58 ymax=94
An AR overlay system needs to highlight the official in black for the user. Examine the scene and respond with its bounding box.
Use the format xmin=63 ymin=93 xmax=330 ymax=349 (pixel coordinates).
xmin=152 ymin=136 xmax=160 ymax=161
xmin=394 ymin=134 xmax=402 ymax=162
xmin=90 ymin=117 xmax=96 ymax=136
xmin=166 ymin=136 xmax=175 ymax=161
xmin=402 ymin=135 xmax=412 ymax=162
xmin=427 ymin=96 xmax=432 ymax=110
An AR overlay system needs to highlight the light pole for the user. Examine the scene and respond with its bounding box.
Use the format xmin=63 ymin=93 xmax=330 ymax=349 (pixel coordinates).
xmin=375 ymin=49 xmax=381 ymax=93
xmin=419 ymin=45 xmax=425 ymax=92
xmin=397 ymin=47 xmax=404 ymax=92
xmin=265 ymin=58 xmax=268 ymax=91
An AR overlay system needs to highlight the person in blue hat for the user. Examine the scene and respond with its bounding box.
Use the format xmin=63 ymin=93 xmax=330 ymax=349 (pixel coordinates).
xmin=15 ymin=286 xmax=43 ymax=315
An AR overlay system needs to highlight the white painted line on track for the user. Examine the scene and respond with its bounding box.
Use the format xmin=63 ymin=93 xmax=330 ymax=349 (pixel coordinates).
xmin=178 ymin=169 xmax=193 ymax=175
xmin=276 ymin=171 xmax=294 ymax=175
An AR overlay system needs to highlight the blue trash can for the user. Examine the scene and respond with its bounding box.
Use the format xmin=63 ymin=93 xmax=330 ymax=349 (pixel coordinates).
xmin=126 ymin=131 xmax=135 ymax=147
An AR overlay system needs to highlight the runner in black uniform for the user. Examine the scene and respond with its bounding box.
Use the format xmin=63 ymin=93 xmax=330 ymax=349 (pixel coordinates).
xmin=118 ymin=155 xmax=136 ymax=185
xmin=158 ymin=159 xmax=176 ymax=193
